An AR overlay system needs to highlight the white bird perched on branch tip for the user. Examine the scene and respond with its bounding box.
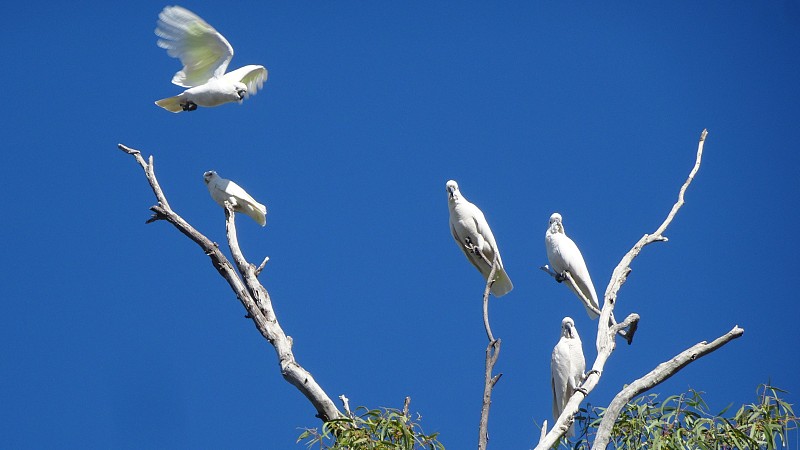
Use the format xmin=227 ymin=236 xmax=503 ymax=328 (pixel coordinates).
xmin=446 ymin=180 xmax=513 ymax=297
xmin=545 ymin=212 xmax=601 ymax=319
xmin=551 ymin=317 xmax=585 ymax=439
xmin=203 ymin=171 xmax=267 ymax=226
xmin=154 ymin=5 xmax=268 ymax=113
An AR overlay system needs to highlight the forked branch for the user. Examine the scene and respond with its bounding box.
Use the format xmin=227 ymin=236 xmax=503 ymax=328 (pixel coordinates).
xmin=535 ymin=130 xmax=728 ymax=449
xmin=118 ymin=143 xmax=341 ymax=422
xmin=592 ymin=326 xmax=744 ymax=449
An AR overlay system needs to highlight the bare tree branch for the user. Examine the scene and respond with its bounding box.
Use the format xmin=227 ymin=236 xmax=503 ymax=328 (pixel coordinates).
xmin=592 ymin=326 xmax=745 ymax=449
xmin=478 ymin=253 xmax=502 ymax=450
xmin=118 ymin=143 xmax=341 ymax=422
xmin=223 ymin=203 xmax=341 ymax=421
xmin=119 ymin=144 xmax=171 ymax=211
xmin=536 ymin=129 xmax=712 ymax=449
xmin=539 ymin=420 xmax=548 ymax=444
xmin=255 ymin=255 xmax=270 ymax=276
xmin=482 ymin=255 xmax=499 ymax=343
xmin=602 ymin=129 xmax=708 ymax=322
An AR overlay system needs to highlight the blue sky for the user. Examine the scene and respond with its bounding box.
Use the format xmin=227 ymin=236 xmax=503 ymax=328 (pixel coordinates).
xmin=2 ymin=2 xmax=799 ymax=448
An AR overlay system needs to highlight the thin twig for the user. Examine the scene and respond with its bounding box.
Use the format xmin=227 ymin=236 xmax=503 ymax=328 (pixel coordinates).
xmin=118 ymin=144 xmax=171 ymax=210
xmin=560 ymin=270 xmax=602 ymax=319
xmin=478 ymin=253 xmax=502 ymax=450
xmin=603 ymin=129 xmax=708 ymax=317
xmin=541 ymin=264 xmax=618 ymax=335
xmin=482 ymin=254 xmax=499 ymax=342
xmin=255 ymin=256 xmax=270 ymax=276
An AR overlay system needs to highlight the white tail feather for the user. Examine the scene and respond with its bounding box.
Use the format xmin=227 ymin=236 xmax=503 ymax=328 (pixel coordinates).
xmin=155 ymin=96 xmax=183 ymax=113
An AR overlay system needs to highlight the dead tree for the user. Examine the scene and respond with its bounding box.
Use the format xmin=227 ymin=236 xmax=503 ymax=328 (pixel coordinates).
xmin=118 ymin=143 xmax=342 ymax=423
xmin=534 ymin=130 xmax=745 ymax=449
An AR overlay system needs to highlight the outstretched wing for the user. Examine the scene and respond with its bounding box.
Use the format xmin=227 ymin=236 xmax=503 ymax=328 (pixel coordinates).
xmin=156 ymin=6 xmax=234 ymax=87
xmin=223 ymin=65 xmax=268 ymax=98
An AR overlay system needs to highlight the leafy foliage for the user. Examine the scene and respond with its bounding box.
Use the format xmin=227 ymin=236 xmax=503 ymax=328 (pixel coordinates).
xmin=299 ymin=385 xmax=796 ymax=449
xmin=298 ymin=405 xmax=444 ymax=450
xmin=564 ymin=384 xmax=798 ymax=449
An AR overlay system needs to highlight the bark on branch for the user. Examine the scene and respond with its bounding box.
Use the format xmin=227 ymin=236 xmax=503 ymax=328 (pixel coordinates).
xmin=118 ymin=143 xmax=341 ymax=422
xmin=535 ymin=129 xmax=715 ymax=449
xmin=592 ymin=326 xmax=745 ymax=449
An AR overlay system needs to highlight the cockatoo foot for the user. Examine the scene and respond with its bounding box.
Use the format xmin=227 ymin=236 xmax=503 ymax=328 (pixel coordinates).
xmin=464 ymin=237 xmax=480 ymax=254
xmin=555 ymin=272 xmax=566 ymax=283
xmin=180 ymin=101 xmax=198 ymax=111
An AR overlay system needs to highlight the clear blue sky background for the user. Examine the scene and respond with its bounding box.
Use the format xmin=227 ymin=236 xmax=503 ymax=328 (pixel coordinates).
xmin=2 ymin=2 xmax=799 ymax=448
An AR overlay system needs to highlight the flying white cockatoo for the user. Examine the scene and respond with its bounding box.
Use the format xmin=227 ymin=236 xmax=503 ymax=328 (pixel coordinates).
xmin=446 ymin=180 xmax=513 ymax=297
xmin=545 ymin=212 xmax=601 ymax=319
xmin=154 ymin=6 xmax=268 ymax=112
xmin=203 ymin=171 xmax=267 ymax=226
xmin=551 ymin=316 xmax=586 ymax=439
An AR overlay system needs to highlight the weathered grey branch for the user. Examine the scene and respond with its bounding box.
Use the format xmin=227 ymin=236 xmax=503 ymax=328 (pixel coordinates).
xmin=119 ymin=143 xmax=341 ymax=422
xmin=119 ymin=144 xmax=171 ymax=211
xmin=539 ymin=421 xmax=548 ymax=444
xmin=255 ymin=255 xmax=270 ymax=276
xmin=482 ymin=255 xmax=499 ymax=343
xmin=223 ymin=203 xmax=341 ymax=421
xmin=602 ymin=129 xmax=708 ymax=325
xmin=535 ymin=129 xmax=710 ymax=449
xmin=592 ymin=325 xmax=745 ymax=449
xmin=478 ymin=254 xmax=502 ymax=450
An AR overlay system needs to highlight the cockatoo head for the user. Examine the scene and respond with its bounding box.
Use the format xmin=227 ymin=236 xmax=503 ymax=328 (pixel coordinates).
xmin=203 ymin=170 xmax=218 ymax=185
xmin=446 ymin=180 xmax=461 ymax=202
xmin=549 ymin=212 xmax=564 ymax=234
xmin=561 ymin=317 xmax=577 ymax=339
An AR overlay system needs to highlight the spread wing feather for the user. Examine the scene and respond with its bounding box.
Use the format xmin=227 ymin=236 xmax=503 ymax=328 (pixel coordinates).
xmin=156 ymin=6 xmax=234 ymax=87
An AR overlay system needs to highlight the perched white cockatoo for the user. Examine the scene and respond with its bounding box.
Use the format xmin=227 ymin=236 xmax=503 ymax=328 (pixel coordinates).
xmin=551 ymin=317 xmax=586 ymax=439
xmin=446 ymin=180 xmax=513 ymax=297
xmin=154 ymin=6 xmax=268 ymax=112
xmin=545 ymin=213 xmax=600 ymax=319
xmin=203 ymin=171 xmax=267 ymax=226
